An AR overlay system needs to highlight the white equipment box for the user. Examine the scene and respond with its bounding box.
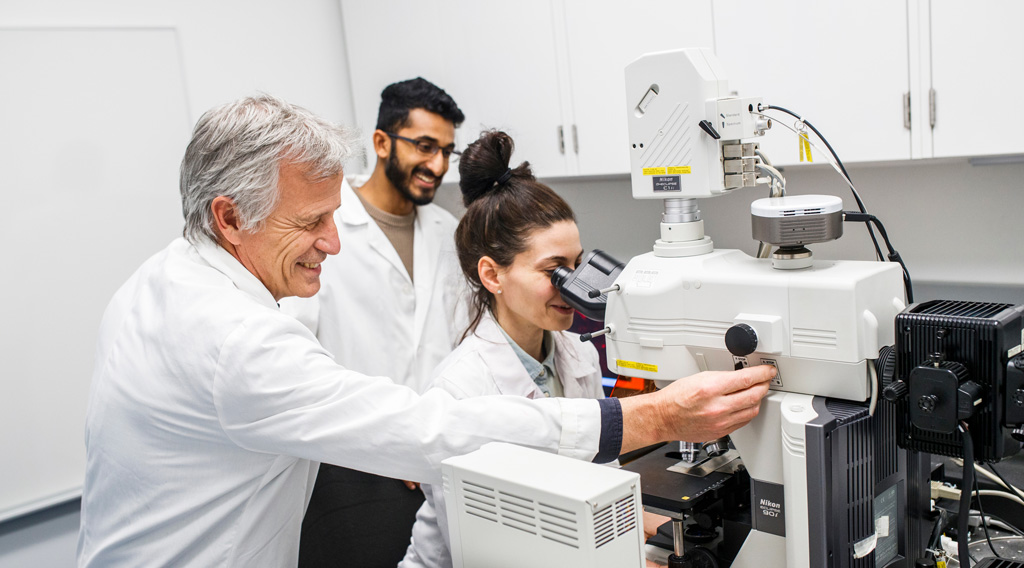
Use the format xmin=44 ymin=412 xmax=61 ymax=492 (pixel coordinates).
xmin=443 ymin=443 xmax=645 ymax=568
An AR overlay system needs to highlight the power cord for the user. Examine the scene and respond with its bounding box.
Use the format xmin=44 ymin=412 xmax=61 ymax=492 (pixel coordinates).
xmin=960 ymin=423 xmax=975 ymax=568
xmin=756 ymin=103 xmax=885 ymax=261
xmin=841 ymin=211 xmax=914 ymax=302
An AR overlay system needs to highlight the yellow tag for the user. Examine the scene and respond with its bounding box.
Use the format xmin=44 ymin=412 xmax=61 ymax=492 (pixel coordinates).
xmin=616 ymin=359 xmax=658 ymax=373
xmin=642 ymin=167 xmax=667 ymax=176
xmin=936 ymin=561 xmax=947 ymax=568
xmin=667 ymin=166 xmax=691 ymax=174
xmin=799 ymin=131 xmax=813 ymax=162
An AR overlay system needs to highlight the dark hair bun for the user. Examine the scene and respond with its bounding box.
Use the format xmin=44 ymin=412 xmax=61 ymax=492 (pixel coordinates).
xmin=458 ymin=130 xmax=534 ymax=207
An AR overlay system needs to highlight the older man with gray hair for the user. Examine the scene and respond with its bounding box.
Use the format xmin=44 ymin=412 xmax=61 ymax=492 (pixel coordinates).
xmin=76 ymin=94 xmax=774 ymax=567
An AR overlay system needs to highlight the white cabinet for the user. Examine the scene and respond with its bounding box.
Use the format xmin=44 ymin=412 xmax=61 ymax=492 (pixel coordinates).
xmin=712 ymin=0 xmax=1024 ymax=165
xmin=341 ymin=0 xmax=571 ymax=178
xmin=340 ymin=0 xmax=714 ymax=178
xmin=341 ymin=1 xmax=1024 ymax=181
xmin=712 ymin=0 xmax=912 ymax=166
xmin=925 ymin=0 xmax=1024 ymax=159
xmin=560 ymin=0 xmax=715 ymax=175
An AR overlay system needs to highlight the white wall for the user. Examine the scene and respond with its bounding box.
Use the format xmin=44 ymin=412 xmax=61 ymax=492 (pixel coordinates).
xmin=0 ymin=1 xmax=354 ymax=566
xmin=1 ymin=0 xmax=356 ymax=124
xmin=436 ymin=157 xmax=1024 ymax=303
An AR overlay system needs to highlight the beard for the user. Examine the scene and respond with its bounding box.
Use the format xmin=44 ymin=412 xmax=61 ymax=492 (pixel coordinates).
xmin=384 ymin=148 xmax=441 ymax=206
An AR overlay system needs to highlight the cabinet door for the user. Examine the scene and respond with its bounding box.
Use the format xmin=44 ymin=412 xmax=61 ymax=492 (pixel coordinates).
xmin=712 ymin=0 xmax=911 ymax=166
xmin=341 ymin=0 xmax=571 ymax=179
xmin=929 ymin=1 xmax=1024 ymax=158
xmin=561 ymin=0 xmax=715 ymax=176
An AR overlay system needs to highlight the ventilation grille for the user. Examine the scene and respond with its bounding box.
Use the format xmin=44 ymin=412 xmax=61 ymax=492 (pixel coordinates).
xmin=780 ymin=207 xmax=824 ymax=216
xmin=915 ymin=300 xmax=1013 ymax=319
xmin=844 ymin=415 xmax=874 ymax=568
xmin=893 ymin=303 xmax=1013 ymax=461
xmin=457 ymin=480 xmax=581 ymax=549
xmin=594 ymin=494 xmax=639 ymax=549
xmin=776 ymin=216 xmax=831 ymax=241
xmin=628 ymin=317 xmax=731 ymax=338
xmin=793 ymin=328 xmax=838 ymax=349
xmin=973 ymin=558 xmax=1024 ymax=568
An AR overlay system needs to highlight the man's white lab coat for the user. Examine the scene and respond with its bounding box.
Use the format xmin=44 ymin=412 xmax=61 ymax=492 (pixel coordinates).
xmin=77 ymin=238 xmax=602 ymax=567
xmin=283 ymin=177 xmax=467 ymax=393
xmin=400 ymin=312 xmax=606 ymax=568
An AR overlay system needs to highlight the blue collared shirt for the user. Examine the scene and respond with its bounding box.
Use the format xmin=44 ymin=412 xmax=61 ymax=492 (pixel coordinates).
xmin=496 ymin=326 xmax=564 ymax=398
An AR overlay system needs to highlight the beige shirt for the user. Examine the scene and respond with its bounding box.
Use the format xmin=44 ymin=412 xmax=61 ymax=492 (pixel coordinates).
xmin=355 ymin=188 xmax=416 ymax=282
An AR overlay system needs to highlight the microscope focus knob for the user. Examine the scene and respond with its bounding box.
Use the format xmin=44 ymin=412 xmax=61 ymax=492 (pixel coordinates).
xmin=883 ymin=380 xmax=909 ymax=403
xmin=725 ymin=324 xmax=758 ymax=357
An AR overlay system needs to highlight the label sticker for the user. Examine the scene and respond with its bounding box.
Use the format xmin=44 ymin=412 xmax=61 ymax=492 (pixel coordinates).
xmin=642 ymin=167 xmax=666 ymax=176
xmin=616 ymin=359 xmax=658 ymax=373
xmin=667 ymin=166 xmax=691 ymax=174
xmin=652 ymin=175 xmax=680 ymax=192
xmin=873 ymin=485 xmax=899 ymax=565
xmin=750 ymin=480 xmax=785 ymax=536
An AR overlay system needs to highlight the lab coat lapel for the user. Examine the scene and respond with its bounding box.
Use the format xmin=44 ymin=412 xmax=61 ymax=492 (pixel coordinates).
xmin=338 ymin=178 xmax=409 ymax=281
xmin=411 ymin=205 xmax=443 ymax=347
xmin=475 ymin=315 xmax=544 ymax=399
xmin=554 ymin=332 xmax=599 ymax=399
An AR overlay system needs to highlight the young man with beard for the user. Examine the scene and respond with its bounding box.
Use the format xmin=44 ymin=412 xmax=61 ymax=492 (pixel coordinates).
xmin=285 ymin=78 xmax=469 ymax=568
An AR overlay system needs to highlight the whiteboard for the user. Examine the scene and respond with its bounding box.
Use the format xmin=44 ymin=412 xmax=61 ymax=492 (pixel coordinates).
xmin=0 ymin=27 xmax=191 ymax=522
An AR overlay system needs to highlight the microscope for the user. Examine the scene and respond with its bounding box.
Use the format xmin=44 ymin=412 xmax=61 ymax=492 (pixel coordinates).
xmin=443 ymin=48 xmax=1024 ymax=568
xmin=553 ymin=48 xmax=933 ymax=567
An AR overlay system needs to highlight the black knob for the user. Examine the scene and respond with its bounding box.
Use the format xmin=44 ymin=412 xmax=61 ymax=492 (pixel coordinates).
xmin=725 ymin=324 xmax=758 ymax=357
xmin=1014 ymin=389 xmax=1024 ymax=407
xmin=918 ymin=395 xmax=937 ymax=413
xmin=883 ymin=380 xmax=909 ymax=402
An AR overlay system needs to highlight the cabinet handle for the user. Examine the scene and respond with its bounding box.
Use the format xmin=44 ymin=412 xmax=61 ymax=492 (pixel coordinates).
xmin=557 ymin=126 xmax=565 ymax=154
xmin=929 ymin=88 xmax=937 ymax=129
xmin=572 ymin=124 xmax=579 ymax=154
xmin=903 ymin=92 xmax=911 ymax=130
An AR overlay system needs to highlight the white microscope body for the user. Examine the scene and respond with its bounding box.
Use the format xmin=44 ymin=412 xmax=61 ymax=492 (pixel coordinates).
xmin=605 ymin=48 xmax=906 ymax=567
xmin=445 ymin=48 xmax=916 ymax=568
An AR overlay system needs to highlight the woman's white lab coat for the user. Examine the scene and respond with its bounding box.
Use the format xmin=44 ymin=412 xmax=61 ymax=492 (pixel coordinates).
xmin=400 ymin=311 xmax=607 ymax=568
xmin=77 ymin=238 xmax=604 ymax=567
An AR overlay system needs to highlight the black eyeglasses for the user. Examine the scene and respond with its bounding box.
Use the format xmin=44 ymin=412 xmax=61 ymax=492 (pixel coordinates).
xmin=385 ymin=133 xmax=461 ymax=159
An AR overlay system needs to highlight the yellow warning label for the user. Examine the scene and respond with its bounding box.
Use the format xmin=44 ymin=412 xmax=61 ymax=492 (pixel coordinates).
xmin=642 ymin=167 xmax=666 ymax=176
xmin=616 ymin=359 xmax=658 ymax=373
xmin=667 ymin=166 xmax=691 ymax=174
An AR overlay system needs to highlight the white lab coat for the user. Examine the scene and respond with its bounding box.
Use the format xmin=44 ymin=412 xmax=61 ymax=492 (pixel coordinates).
xmin=281 ymin=176 xmax=467 ymax=393
xmin=77 ymin=238 xmax=603 ymax=568
xmin=400 ymin=312 xmax=606 ymax=568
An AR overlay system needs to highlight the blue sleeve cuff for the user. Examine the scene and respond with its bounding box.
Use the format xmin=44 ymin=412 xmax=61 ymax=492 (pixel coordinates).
xmin=593 ymin=397 xmax=623 ymax=464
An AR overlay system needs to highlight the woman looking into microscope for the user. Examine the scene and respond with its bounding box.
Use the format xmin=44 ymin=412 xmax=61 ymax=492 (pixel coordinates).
xmin=399 ymin=130 xmax=667 ymax=568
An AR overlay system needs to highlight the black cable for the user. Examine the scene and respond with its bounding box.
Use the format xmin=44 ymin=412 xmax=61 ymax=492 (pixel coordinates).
xmin=759 ymin=103 xmax=885 ymax=261
xmin=974 ymin=467 xmax=1003 ymax=558
xmin=960 ymin=423 xmax=975 ymax=568
xmin=843 ymin=211 xmax=915 ymax=303
xmin=929 ymin=507 xmax=949 ymax=549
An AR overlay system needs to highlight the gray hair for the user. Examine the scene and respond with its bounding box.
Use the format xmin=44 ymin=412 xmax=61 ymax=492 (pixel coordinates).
xmin=179 ymin=94 xmax=360 ymax=243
